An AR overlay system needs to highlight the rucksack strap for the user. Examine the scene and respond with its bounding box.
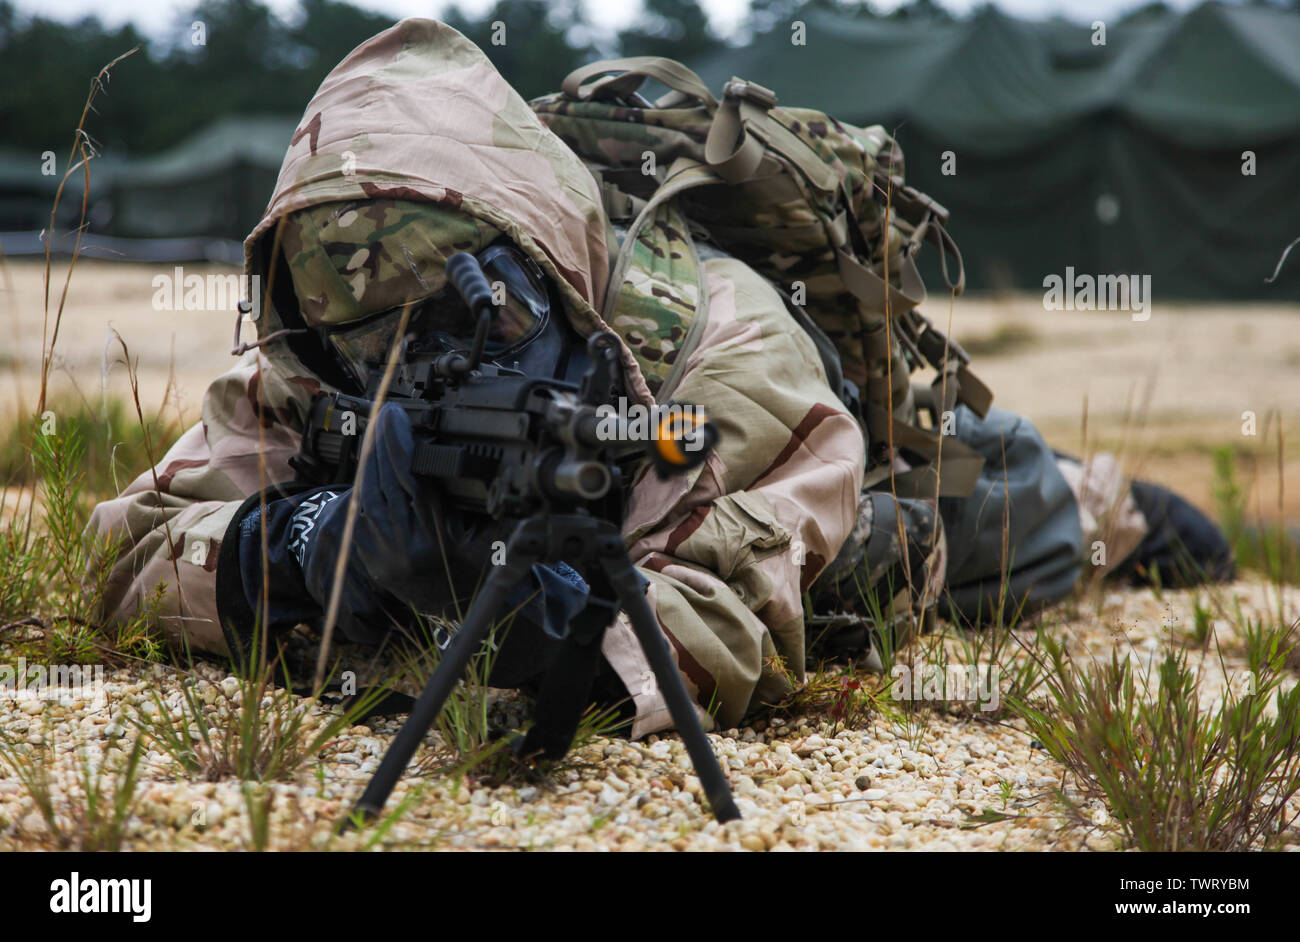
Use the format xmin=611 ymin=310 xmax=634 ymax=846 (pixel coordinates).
xmin=836 ymin=233 xmax=927 ymax=317
xmin=706 ymin=78 xmax=842 ymax=195
xmin=592 ymin=170 xmax=648 ymax=223
xmin=599 ymin=156 xmax=717 ymax=319
xmin=562 ymin=56 xmax=718 ymax=110
xmin=704 ymin=79 xmax=779 ymax=184
xmin=895 ymin=308 xmax=993 ymax=417
xmin=927 ymin=217 xmax=966 ymax=295
xmin=861 ymin=402 xmax=986 ymax=498
xmin=883 ymin=176 xmax=966 ymax=295
xmin=561 ymin=59 xmax=838 ymax=196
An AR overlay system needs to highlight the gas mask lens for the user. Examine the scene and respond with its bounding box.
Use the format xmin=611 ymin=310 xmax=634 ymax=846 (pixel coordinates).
xmin=477 ymin=243 xmax=550 ymax=354
xmin=324 ymin=241 xmax=551 ymax=387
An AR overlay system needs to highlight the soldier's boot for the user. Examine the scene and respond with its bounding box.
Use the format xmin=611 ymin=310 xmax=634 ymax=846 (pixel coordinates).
xmin=809 ymin=491 xmax=947 ymax=669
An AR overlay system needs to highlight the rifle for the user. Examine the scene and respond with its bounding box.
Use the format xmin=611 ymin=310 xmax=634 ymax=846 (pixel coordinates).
xmin=293 ymin=252 xmax=740 ymax=826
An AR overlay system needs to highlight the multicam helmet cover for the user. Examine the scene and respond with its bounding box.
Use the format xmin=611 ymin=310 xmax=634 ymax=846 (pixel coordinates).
xmin=281 ymin=198 xmax=503 ymax=327
xmin=282 ymin=198 xmax=560 ymax=387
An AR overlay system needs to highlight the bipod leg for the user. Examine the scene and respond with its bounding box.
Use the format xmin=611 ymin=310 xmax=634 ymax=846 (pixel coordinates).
xmin=344 ymin=518 xmax=542 ymax=828
xmin=596 ymin=532 xmax=741 ymax=823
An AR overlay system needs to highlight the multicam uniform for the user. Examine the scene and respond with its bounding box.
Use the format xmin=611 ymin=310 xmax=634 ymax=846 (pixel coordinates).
xmin=88 ymin=19 xmax=865 ymax=737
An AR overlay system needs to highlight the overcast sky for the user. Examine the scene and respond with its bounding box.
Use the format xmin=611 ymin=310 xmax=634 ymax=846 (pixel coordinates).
xmin=15 ymin=0 xmax=1207 ymax=39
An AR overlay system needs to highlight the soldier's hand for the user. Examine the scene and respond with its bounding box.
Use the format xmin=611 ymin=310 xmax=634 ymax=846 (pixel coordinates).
xmin=232 ymin=403 xmax=589 ymax=650
xmin=290 ymin=403 xmax=458 ymax=641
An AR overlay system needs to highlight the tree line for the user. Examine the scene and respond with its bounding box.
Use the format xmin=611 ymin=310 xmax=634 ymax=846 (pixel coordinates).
xmin=2 ymin=0 xmax=1271 ymax=158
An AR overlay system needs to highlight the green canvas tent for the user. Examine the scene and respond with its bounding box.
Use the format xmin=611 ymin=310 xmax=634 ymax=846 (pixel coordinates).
xmin=694 ymin=2 xmax=1300 ymax=300
xmin=0 ymin=152 xmax=63 ymax=232
xmin=0 ymin=150 xmax=118 ymax=233
xmin=105 ymin=115 xmax=297 ymax=242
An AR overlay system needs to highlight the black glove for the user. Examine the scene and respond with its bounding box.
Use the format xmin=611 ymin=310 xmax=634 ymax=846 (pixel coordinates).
xmin=1112 ymin=479 xmax=1236 ymax=587
xmin=218 ymin=403 xmax=589 ymax=656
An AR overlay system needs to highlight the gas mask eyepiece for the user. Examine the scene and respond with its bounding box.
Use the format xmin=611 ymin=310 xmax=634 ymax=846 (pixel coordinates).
xmin=322 ymin=240 xmax=552 ymax=388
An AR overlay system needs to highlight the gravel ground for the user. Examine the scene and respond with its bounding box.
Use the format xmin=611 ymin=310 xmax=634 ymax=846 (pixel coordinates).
xmin=1 ymin=578 xmax=1297 ymax=852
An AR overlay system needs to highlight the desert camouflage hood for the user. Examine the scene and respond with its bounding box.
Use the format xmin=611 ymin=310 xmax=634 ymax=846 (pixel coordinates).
xmin=243 ymin=18 xmax=652 ymax=406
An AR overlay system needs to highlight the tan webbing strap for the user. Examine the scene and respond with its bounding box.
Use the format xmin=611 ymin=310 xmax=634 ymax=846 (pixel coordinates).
xmin=860 ymin=462 xmax=893 ymax=491
xmin=912 ymin=381 xmax=936 ymax=420
xmin=749 ymin=116 xmax=841 ymax=195
xmin=918 ymin=432 xmax=984 ymax=499
xmin=836 ymin=243 xmax=928 ymax=318
xmin=863 ymin=404 xmax=985 ymax=498
xmin=562 ymin=57 xmax=718 ymax=110
xmin=827 ymin=208 xmax=929 ymax=315
xmin=926 ymin=218 xmax=966 ymax=295
xmin=599 ymin=156 xmax=719 ymax=320
xmin=862 ymin=455 xmax=983 ymax=500
xmin=955 ymin=364 xmax=993 ymax=417
xmin=870 ymin=171 xmax=965 ymax=296
xmin=932 ymin=359 xmax=961 ymax=416
xmin=885 ymin=466 xmax=941 ymax=500
xmin=862 ymin=457 xmax=935 ymax=495
xmin=590 ymin=171 xmax=647 ymax=224
xmin=704 ymin=80 xmax=844 ymax=197
xmin=703 ymin=87 xmax=770 ymax=184
xmin=864 ymin=361 xmax=911 ymax=416
xmin=655 ymin=89 xmax=701 ymax=109
xmin=911 ymin=332 xmax=992 ymax=421
xmin=897 ymin=308 xmax=994 ymax=418
xmin=860 ymin=321 xmax=892 ymax=362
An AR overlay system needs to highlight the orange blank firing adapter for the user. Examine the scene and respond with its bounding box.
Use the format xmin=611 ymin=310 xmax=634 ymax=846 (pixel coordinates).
xmin=651 ymin=406 xmax=718 ymax=478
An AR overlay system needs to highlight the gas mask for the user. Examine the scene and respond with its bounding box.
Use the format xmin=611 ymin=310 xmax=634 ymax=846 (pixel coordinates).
xmin=319 ymin=240 xmax=590 ymax=391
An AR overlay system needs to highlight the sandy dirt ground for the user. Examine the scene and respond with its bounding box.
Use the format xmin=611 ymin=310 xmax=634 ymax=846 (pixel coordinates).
xmin=2 ymin=258 xmax=1297 ymax=521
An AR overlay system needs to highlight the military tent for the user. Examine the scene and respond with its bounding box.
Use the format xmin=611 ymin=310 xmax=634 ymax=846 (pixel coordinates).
xmin=693 ymin=2 xmax=1300 ymax=300
xmin=104 ymin=115 xmax=297 ymax=243
xmin=0 ymin=149 xmax=117 ymax=233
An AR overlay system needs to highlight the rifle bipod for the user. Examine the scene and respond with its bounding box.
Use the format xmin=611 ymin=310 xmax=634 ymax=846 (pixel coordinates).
xmin=343 ymin=511 xmax=741 ymax=828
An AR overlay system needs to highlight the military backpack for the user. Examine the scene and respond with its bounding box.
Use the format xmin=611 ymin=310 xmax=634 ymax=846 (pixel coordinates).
xmin=532 ymin=56 xmax=992 ymax=497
